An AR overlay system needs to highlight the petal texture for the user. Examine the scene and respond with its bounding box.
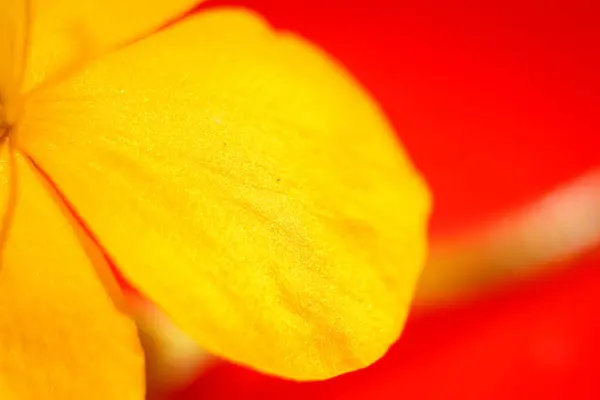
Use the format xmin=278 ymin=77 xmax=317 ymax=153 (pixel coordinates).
xmin=0 ymin=152 xmax=145 ymax=399
xmin=17 ymin=9 xmax=430 ymax=380
xmin=23 ymin=0 xmax=204 ymax=91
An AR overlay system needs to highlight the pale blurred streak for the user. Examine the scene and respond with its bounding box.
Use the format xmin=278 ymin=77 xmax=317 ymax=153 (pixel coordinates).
xmin=133 ymin=301 xmax=215 ymax=399
xmin=415 ymin=168 xmax=600 ymax=306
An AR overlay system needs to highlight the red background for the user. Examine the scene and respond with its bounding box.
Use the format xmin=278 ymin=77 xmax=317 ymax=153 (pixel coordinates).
xmin=174 ymin=1 xmax=600 ymax=399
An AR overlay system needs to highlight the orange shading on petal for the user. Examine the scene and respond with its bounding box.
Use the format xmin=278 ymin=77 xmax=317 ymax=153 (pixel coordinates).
xmin=23 ymin=0 xmax=205 ymax=91
xmin=0 ymin=151 xmax=144 ymax=399
xmin=0 ymin=143 xmax=14 ymax=248
xmin=17 ymin=9 xmax=430 ymax=380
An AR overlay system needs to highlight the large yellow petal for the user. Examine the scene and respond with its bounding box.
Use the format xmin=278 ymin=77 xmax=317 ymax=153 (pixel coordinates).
xmin=22 ymin=0 xmax=204 ymax=92
xmin=17 ymin=9 xmax=431 ymax=380
xmin=0 ymin=151 xmax=145 ymax=399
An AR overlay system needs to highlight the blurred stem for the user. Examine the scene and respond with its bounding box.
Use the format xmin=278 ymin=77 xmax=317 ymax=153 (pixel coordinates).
xmin=131 ymin=299 xmax=214 ymax=399
xmin=414 ymin=168 xmax=600 ymax=306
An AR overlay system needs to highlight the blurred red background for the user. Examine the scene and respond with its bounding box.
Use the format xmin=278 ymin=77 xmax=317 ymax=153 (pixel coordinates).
xmin=174 ymin=1 xmax=600 ymax=399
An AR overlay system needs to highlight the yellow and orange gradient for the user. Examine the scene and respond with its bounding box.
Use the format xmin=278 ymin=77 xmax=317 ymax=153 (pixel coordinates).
xmin=0 ymin=1 xmax=431 ymax=398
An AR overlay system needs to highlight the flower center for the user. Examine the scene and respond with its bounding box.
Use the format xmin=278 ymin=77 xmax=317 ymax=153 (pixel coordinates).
xmin=0 ymin=105 xmax=8 ymax=140
xmin=0 ymin=94 xmax=22 ymax=140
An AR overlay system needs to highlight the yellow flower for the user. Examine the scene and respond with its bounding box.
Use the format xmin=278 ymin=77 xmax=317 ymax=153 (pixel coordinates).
xmin=0 ymin=1 xmax=430 ymax=398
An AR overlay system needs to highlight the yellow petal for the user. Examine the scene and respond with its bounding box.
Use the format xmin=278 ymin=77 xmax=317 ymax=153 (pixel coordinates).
xmin=0 ymin=151 xmax=145 ymax=399
xmin=23 ymin=0 xmax=204 ymax=92
xmin=0 ymin=0 xmax=27 ymax=123
xmin=17 ymin=9 xmax=431 ymax=380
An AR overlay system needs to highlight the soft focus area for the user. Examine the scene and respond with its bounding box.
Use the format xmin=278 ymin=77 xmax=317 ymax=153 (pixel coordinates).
xmin=174 ymin=1 xmax=599 ymax=399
